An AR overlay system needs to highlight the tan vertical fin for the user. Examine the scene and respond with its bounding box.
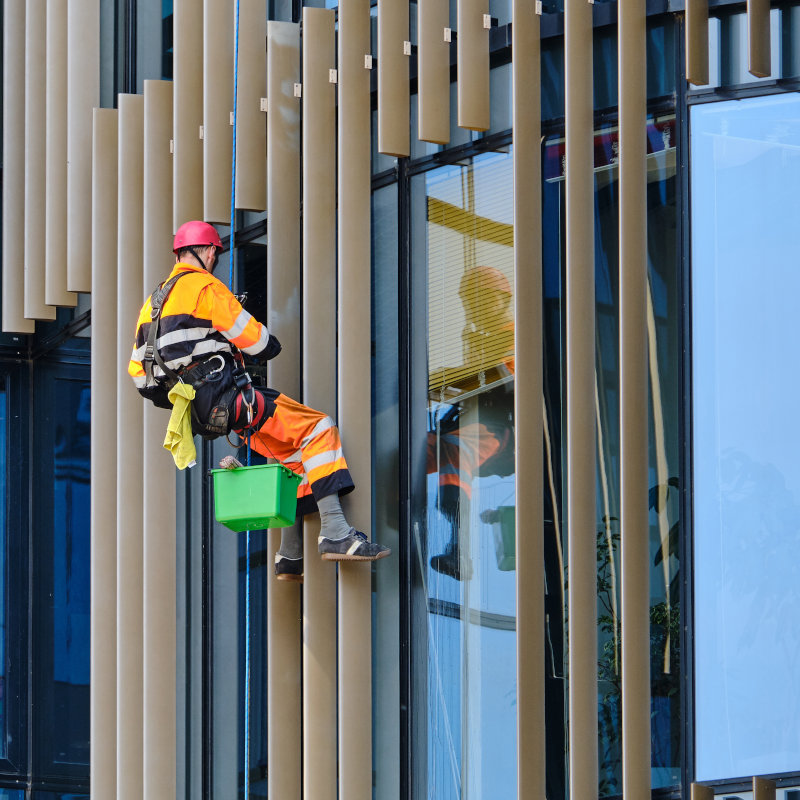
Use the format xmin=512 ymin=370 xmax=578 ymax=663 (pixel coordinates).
xmin=265 ymin=19 xmax=303 ymax=800
xmin=2 ymin=0 xmax=34 ymax=333
xmin=619 ymin=0 xmax=651 ymax=793
xmin=204 ymin=0 xmax=233 ymax=223
xmin=513 ymin=0 xmax=545 ymax=797
xmin=46 ymin=0 xmax=77 ymax=307
xmin=685 ymin=0 xmax=709 ymax=85
xmin=67 ymin=0 xmax=100 ymax=293
xmin=302 ymin=10 xmax=339 ymax=800
xmin=25 ymin=0 xmax=56 ymax=320
xmin=457 ymin=0 xmax=490 ymax=131
xmin=236 ymin=0 xmax=268 ymax=211
xmin=173 ymin=0 xmax=204 ymax=230
xmin=418 ymin=0 xmax=450 ymax=144
xmin=337 ymin=0 xmax=374 ymax=798
xmin=143 ymin=79 xmax=177 ymax=800
xmin=91 ymin=106 xmax=119 ymax=800
xmin=116 ymin=93 xmax=145 ymax=800
xmin=753 ymin=777 xmax=777 ymax=800
xmin=378 ymin=0 xmax=410 ymax=156
xmin=691 ymin=784 xmax=714 ymax=800
xmin=748 ymin=0 xmax=771 ymax=77
xmin=565 ymin=0 xmax=598 ymax=794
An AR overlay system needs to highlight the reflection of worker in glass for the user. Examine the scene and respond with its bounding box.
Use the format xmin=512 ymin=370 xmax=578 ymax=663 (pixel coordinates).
xmin=427 ymin=265 xmax=515 ymax=580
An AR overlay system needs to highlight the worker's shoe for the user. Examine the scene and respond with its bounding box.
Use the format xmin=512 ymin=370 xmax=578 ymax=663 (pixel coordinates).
xmin=430 ymin=544 xmax=473 ymax=581
xmin=275 ymin=553 xmax=303 ymax=582
xmin=318 ymin=530 xmax=391 ymax=562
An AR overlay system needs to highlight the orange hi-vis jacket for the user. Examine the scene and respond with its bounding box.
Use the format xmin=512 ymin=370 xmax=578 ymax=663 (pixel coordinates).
xmin=128 ymin=262 xmax=280 ymax=390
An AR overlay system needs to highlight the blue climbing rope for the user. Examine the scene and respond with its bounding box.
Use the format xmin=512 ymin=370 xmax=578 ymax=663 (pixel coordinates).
xmin=228 ymin=0 xmax=250 ymax=798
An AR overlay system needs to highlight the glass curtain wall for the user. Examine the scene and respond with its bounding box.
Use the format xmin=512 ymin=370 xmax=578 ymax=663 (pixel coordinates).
xmin=692 ymin=92 xmax=800 ymax=782
xmin=404 ymin=121 xmax=680 ymax=800
xmin=409 ymin=150 xmax=518 ymax=800
xmin=541 ymin=117 xmax=681 ymax=797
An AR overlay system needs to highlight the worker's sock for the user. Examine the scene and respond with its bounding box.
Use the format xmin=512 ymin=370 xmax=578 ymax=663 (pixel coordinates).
xmin=317 ymin=493 xmax=354 ymax=541
xmin=278 ymin=527 xmax=303 ymax=560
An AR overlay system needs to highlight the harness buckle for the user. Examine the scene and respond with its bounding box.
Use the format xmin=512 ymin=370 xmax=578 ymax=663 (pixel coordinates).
xmin=233 ymin=369 xmax=252 ymax=391
xmin=144 ymin=344 xmax=155 ymax=361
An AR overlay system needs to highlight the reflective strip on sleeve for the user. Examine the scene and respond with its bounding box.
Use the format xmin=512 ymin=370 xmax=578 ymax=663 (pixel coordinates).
xmin=241 ymin=324 xmax=271 ymax=355
xmin=221 ymin=309 xmax=252 ymax=342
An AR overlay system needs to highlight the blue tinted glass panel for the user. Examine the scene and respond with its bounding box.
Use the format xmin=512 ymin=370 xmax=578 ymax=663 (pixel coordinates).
xmin=0 ymin=388 xmax=7 ymax=761
xmin=32 ymin=793 xmax=90 ymax=800
xmin=692 ymin=93 xmax=800 ymax=780
xmin=0 ymin=791 xmax=24 ymax=800
xmin=33 ymin=367 xmax=91 ymax=776
xmin=410 ymin=151 xmax=518 ymax=799
xmin=542 ymin=115 xmax=681 ymax=794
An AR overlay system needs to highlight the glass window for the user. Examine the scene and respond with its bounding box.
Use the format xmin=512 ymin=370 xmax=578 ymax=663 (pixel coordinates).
xmin=691 ymin=92 xmax=800 ymax=781
xmin=409 ymin=150 xmax=517 ymax=799
xmin=372 ymin=183 xmax=402 ymax=799
xmin=542 ymin=114 xmax=681 ymax=795
xmin=32 ymin=365 xmax=91 ymax=778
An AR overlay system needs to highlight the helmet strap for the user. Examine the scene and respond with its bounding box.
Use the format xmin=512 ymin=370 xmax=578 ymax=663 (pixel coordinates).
xmin=187 ymin=246 xmax=209 ymax=271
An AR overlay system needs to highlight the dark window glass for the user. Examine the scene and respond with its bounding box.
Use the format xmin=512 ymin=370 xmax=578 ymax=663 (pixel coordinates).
xmin=0 ymin=386 xmax=7 ymax=762
xmin=32 ymin=793 xmax=89 ymax=800
xmin=32 ymin=365 xmax=91 ymax=778
xmin=541 ymin=114 xmax=681 ymax=796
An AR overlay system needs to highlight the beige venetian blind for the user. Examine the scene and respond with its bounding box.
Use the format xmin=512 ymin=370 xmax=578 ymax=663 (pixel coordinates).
xmin=427 ymin=155 xmax=515 ymax=398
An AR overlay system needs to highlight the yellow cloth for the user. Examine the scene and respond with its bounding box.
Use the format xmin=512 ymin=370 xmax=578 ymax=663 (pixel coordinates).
xmin=164 ymin=383 xmax=197 ymax=469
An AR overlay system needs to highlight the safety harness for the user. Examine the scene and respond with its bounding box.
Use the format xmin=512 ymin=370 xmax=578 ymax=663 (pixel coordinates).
xmin=142 ymin=270 xmax=257 ymax=437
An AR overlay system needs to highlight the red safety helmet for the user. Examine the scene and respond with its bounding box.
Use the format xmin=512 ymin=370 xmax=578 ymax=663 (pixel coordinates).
xmin=173 ymin=220 xmax=224 ymax=254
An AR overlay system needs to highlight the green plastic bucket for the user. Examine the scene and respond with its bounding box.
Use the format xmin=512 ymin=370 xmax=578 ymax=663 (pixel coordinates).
xmin=210 ymin=463 xmax=303 ymax=531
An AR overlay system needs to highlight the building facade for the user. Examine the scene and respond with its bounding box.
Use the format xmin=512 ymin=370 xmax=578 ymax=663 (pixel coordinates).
xmin=0 ymin=0 xmax=798 ymax=798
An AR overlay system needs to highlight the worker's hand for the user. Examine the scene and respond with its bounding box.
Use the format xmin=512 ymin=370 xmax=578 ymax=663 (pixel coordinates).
xmin=219 ymin=455 xmax=244 ymax=470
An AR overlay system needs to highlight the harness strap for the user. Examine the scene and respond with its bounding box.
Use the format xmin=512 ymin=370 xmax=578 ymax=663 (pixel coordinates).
xmin=143 ymin=272 xmax=188 ymax=388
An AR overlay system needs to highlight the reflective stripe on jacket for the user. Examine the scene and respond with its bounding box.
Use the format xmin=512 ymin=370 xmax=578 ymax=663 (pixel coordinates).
xmin=128 ymin=262 xmax=281 ymax=388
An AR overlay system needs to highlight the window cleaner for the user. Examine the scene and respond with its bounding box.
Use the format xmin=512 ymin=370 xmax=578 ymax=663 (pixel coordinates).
xmin=128 ymin=220 xmax=391 ymax=579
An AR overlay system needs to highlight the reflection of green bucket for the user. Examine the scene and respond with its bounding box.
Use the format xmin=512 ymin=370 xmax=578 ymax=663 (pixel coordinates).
xmin=490 ymin=505 xmax=516 ymax=571
xmin=211 ymin=463 xmax=302 ymax=531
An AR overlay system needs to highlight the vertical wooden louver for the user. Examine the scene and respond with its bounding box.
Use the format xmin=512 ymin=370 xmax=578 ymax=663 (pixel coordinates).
xmin=691 ymin=784 xmax=714 ymax=800
xmin=45 ymin=0 xmax=77 ymax=307
xmin=417 ymin=0 xmax=450 ymax=144
xmin=173 ymin=0 xmax=204 ymax=230
xmin=565 ymin=0 xmax=598 ymax=796
xmin=142 ymin=80 xmax=177 ymax=800
xmin=235 ymin=0 xmax=268 ymax=211
xmin=378 ymin=0 xmax=410 ymax=156
xmin=2 ymin=0 xmax=34 ymax=333
xmin=748 ymin=0 xmax=771 ymax=77
xmin=754 ymin=777 xmax=777 ymax=800
xmin=457 ymin=0 xmax=490 ymax=131
xmin=67 ymin=0 xmax=100 ymax=293
xmin=265 ymin=20 xmax=303 ymax=800
xmin=24 ymin=0 xmax=56 ymax=320
xmin=204 ymin=0 xmax=233 ymax=223
xmin=337 ymin=1 xmax=374 ymax=798
xmin=90 ymin=106 xmax=119 ymax=800
xmin=512 ymin=0 xmax=545 ymax=796
xmin=301 ymin=10 xmax=339 ymax=800
xmin=116 ymin=93 xmax=145 ymax=800
xmin=685 ymin=0 xmax=709 ymax=85
xmin=619 ymin=0 xmax=651 ymax=791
